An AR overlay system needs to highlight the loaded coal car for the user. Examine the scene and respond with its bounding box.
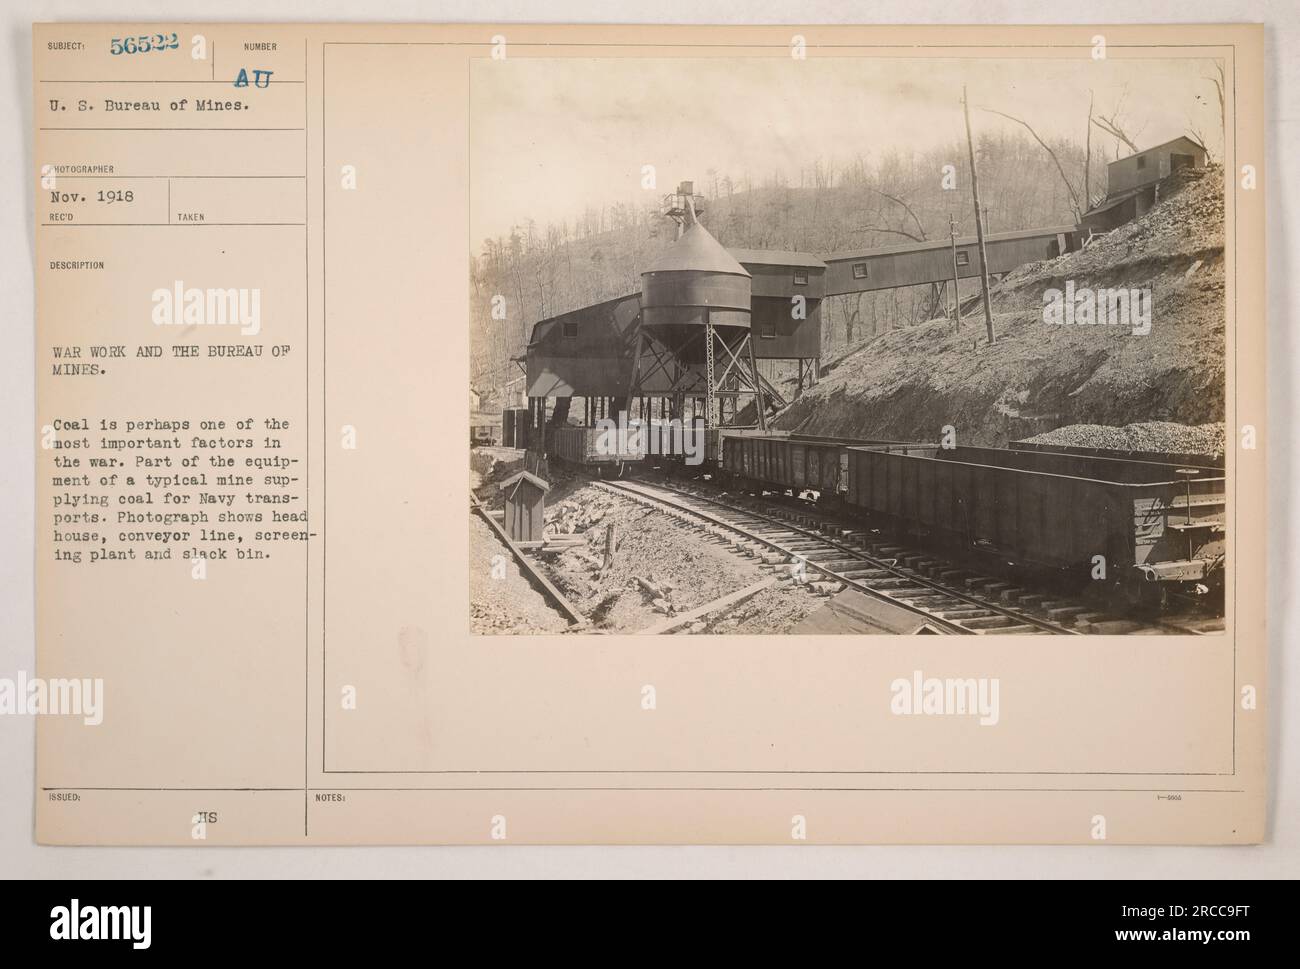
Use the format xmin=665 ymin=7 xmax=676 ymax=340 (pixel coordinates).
xmin=1008 ymin=439 xmax=1226 ymax=471
xmin=843 ymin=444 xmax=1226 ymax=602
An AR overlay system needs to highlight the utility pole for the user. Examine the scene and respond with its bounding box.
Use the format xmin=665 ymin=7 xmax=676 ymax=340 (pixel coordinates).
xmin=961 ymin=84 xmax=996 ymax=345
xmin=948 ymin=212 xmax=962 ymax=325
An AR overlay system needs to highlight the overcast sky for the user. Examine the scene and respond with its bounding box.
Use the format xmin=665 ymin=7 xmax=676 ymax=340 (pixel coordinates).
xmin=470 ymin=55 xmax=1225 ymax=244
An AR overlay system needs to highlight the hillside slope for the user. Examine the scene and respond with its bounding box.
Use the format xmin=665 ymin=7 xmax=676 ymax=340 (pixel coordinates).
xmin=775 ymin=166 xmax=1226 ymax=451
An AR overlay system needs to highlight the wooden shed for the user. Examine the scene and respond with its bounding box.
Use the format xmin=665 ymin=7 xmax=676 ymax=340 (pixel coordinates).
xmin=500 ymin=470 xmax=549 ymax=543
xmin=1104 ymin=136 xmax=1206 ymax=196
xmin=1081 ymin=137 xmax=1207 ymax=234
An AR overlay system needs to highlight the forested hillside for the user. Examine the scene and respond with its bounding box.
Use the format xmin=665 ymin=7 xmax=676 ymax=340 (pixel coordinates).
xmin=470 ymin=128 xmax=1118 ymax=402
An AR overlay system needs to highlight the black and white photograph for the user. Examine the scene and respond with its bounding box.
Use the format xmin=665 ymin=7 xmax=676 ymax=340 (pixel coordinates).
xmin=469 ymin=56 xmax=1228 ymax=636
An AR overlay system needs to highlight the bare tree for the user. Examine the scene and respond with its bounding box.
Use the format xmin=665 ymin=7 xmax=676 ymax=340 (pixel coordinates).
xmin=1206 ymin=62 xmax=1225 ymax=126
xmin=1092 ymin=87 xmax=1142 ymax=156
xmin=852 ymin=184 xmax=930 ymax=244
xmin=854 ymin=224 xmax=926 ymax=243
xmin=1092 ymin=115 xmax=1140 ymax=155
xmin=1187 ymin=123 xmax=1214 ymax=161
xmin=870 ymin=187 xmax=928 ymax=240
xmin=837 ymin=292 xmax=864 ymax=345
xmin=978 ymin=105 xmax=1083 ymax=221
xmin=1084 ymin=89 xmax=1094 ymax=209
xmin=1188 ymin=62 xmax=1226 ymax=162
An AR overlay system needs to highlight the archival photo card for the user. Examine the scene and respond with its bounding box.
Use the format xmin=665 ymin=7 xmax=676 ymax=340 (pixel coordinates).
xmin=33 ymin=22 xmax=1265 ymax=845
xmin=469 ymin=54 xmax=1232 ymax=640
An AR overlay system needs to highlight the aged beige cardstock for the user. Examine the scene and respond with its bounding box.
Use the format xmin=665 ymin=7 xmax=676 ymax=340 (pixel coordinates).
xmin=33 ymin=22 xmax=1265 ymax=844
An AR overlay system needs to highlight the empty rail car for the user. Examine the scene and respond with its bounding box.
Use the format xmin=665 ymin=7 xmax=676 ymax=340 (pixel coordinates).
xmin=718 ymin=433 xmax=1225 ymax=600
xmin=546 ymin=421 xmax=773 ymax=474
xmin=504 ymin=417 xmax=1226 ymax=601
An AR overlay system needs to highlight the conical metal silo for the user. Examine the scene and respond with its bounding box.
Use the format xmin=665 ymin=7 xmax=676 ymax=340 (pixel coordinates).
xmin=627 ymin=193 xmax=768 ymax=430
xmin=640 ymin=218 xmax=752 ymax=363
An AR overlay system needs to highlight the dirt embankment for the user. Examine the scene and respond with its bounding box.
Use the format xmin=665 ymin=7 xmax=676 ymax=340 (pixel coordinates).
xmin=469 ymin=514 xmax=570 ymax=635
xmin=534 ymin=486 xmax=826 ymax=633
xmin=777 ymin=166 xmax=1226 ymax=451
xmin=468 ymin=471 xmax=828 ymax=634
xmin=470 ymin=450 xmax=828 ymax=633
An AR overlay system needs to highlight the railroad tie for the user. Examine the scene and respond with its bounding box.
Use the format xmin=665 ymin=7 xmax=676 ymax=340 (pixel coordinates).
xmin=976 ymin=580 xmax=1015 ymax=597
xmin=961 ymin=615 xmax=1024 ymax=631
xmin=933 ymin=607 xmax=996 ymax=620
xmin=837 ymin=568 xmax=893 ymax=581
xmin=1041 ymin=603 xmax=1089 ymax=622
xmin=900 ymin=593 xmax=954 ymax=606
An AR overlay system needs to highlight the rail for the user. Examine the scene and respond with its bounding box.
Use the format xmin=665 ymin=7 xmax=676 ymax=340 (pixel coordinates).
xmin=470 ymin=492 xmax=586 ymax=628
xmin=603 ymin=476 xmax=1085 ymax=636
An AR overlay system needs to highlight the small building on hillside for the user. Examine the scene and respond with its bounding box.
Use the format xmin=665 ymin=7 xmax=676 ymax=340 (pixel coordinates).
xmin=1081 ymin=136 xmax=1207 ymax=235
xmin=1107 ymin=137 xmax=1207 ymax=195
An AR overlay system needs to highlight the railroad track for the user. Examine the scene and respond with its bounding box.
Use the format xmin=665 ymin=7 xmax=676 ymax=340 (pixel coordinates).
xmin=470 ymin=491 xmax=586 ymax=628
xmin=597 ymin=477 xmax=1090 ymax=636
xmin=1155 ymin=615 xmax=1227 ymax=636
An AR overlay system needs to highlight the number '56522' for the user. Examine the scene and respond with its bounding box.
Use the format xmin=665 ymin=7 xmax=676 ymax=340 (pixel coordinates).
xmin=110 ymin=33 xmax=180 ymax=56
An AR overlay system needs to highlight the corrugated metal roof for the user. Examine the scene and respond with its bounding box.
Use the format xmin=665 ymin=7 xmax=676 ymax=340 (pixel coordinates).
xmin=727 ymin=248 xmax=828 ymax=269
xmin=643 ymin=223 xmax=750 ymax=277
